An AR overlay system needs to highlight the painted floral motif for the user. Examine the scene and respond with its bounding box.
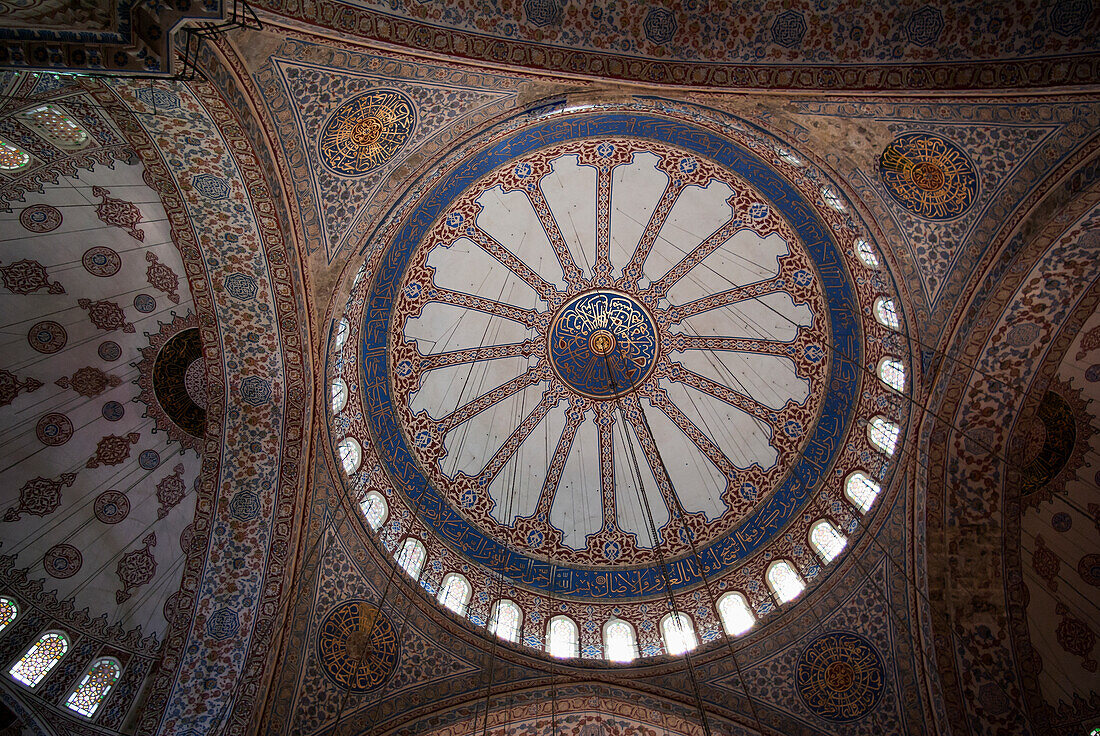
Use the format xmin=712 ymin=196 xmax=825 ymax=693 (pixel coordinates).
xmin=0 ymin=368 xmax=42 ymax=408
xmin=78 ymin=298 xmax=135 ymax=333
xmin=1055 ymin=602 xmax=1097 ymax=672
xmin=156 ymin=463 xmax=187 ymax=519
xmin=0 ymin=259 xmax=64 ymax=295
xmin=145 ymin=251 xmax=181 ymax=303
xmin=55 ymin=366 xmax=121 ymax=398
xmin=1076 ymin=323 xmax=1100 ymax=360
xmin=86 ymin=432 xmax=141 ymax=468
xmin=92 ymin=185 xmax=144 ymax=241
xmin=1030 ymin=535 xmax=1060 ymax=591
xmin=2 ymin=473 xmax=76 ymax=521
xmin=115 ymin=532 xmax=156 ymax=604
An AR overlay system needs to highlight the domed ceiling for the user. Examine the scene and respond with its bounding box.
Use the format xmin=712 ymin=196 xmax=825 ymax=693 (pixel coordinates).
xmin=331 ymin=98 xmax=914 ymax=656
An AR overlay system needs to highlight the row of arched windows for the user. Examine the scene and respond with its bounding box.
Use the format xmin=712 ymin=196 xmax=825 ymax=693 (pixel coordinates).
xmin=0 ymin=597 xmax=119 ymax=719
xmin=0 ymin=103 xmax=92 ymax=172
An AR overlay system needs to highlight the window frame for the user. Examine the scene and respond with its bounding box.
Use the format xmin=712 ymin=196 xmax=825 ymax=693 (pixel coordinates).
xmin=765 ymin=560 xmax=805 ymax=604
xmin=64 ymin=656 xmax=121 ymax=719
xmin=660 ymin=612 xmax=698 ymax=656
xmin=359 ymin=490 xmax=388 ymax=531
xmin=808 ymin=519 xmax=847 ymax=563
xmin=602 ymin=617 xmax=638 ymax=663
xmin=9 ymin=630 xmax=69 ymax=688
xmin=395 ymin=537 xmax=426 ymax=580
xmin=437 ymin=572 xmax=472 ymax=616
xmin=844 ymin=471 xmax=881 ymax=514
xmin=545 ymin=615 xmax=579 ymax=659
xmin=489 ymin=599 xmax=522 ymax=643
xmin=716 ymin=591 xmax=755 ymax=637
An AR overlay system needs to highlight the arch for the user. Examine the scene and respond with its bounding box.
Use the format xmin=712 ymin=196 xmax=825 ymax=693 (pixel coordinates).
xmin=20 ymin=104 xmax=89 ymax=150
xmin=65 ymin=656 xmax=121 ymax=718
xmin=9 ymin=631 xmax=68 ymax=687
xmin=602 ymin=618 xmax=638 ymax=662
xmin=854 ymin=238 xmax=880 ymax=268
xmin=334 ymin=317 xmax=351 ymax=349
xmin=661 ymin=613 xmax=697 ymax=655
xmin=0 ymin=597 xmax=17 ymax=634
xmin=765 ymin=560 xmax=805 ymax=604
xmin=338 ymin=436 xmax=362 ymax=475
xmin=359 ymin=490 xmax=388 ymax=531
xmin=489 ymin=599 xmax=522 ymax=643
xmin=395 ymin=537 xmax=426 ymax=579
xmin=873 ymin=297 xmax=900 ymax=330
xmin=0 ymin=139 xmax=30 ymax=171
xmin=868 ymin=415 xmax=900 ymax=455
xmin=844 ymin=471 xmax=881 ymax=513
xmin=809 ymin=520 xmax=847 ymax=563
xmin=331 ymin=377 xmax=349 ymax=413
xmin=716 ymin=592 xmax=754 ymax=636
xmin=878 ymin=357 xmax=906 ymax=392
xmin=546 ymin=615 xmax=578 ymax=659
xmin=437 ymin=573 xmax=472 ymax=616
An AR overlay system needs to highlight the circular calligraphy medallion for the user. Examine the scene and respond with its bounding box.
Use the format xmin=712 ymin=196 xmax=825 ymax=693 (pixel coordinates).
xmin=20 ymin=204 xmax=62 ymax=233
xmin=94 ymin=490 xmax=130 ymax=524
xmin=36 ymin=412 xmax=73 ymax=446
xmin=317 ymin=600 xmax=399 ymax=692
xmin=319 ymin=91 xmax=416 ymax=176
xmin=795 ymin=632 xmax=886 ymax=722
xmin=879 ymin=133 xmax=978 ymax=221
xmin=98 ymin=341 xmax=122 ymax=362
xmin=28 ymin=320 xmax=66 ymax=354
xmin=548 ymin=290 xmax=658 ymax=399
xmin=82 ymin=246 xmax=121 ymax=277
xmin=43 ymin=544 xmax=82 ymax=579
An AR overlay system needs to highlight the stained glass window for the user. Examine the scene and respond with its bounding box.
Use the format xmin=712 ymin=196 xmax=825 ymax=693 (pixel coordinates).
xmin=869 ymin=415 xmax=900 ymax=456
xmin=360 ymin=490 xmax=388 ymax=531
xmin=603 ymin=618 xmax=637 ymax=662
xmin=854 ymin=238 xmax=880 ymax=268
xmin=332 ymin=377 xmax=348 ymax=413
xmin=661 ymin=613 xmax=697 ymax=655
xmin=489 ymin=600 xmax=521 ymax=642
xmin=65 ymin=657 xmax=120 ymax=718
xmin=873 ymin=297 xmax=900 ymax=330
xmin=809 ymin=520 xmax=847 ymax=563
xmin=334 ymin=318 xmax=350 ymax=349
xmin=878 ymin=357 xmax=906 ymax=392
xmin=845 ymin=472 xmax=881 ymax=513
xmin=338 ymin=437 xmax=362 ymax=475
xmin=0 ymin=597 xmax=17 ymax=633
xmin=396 ymin=538 xmax=426 ymax=579
xmin=546 ymin=615 xmax=578 ymax=659
xmin=821 ymin=185 xmax=847 ymax=212
xmin=9 ymin=631 xmax=68 ymax=687
xmin=766 ymin=561 xmax=805 ymax=604
xmin=776 ymin=147 xmax=804 ymax=167
xmin=437 ymin=573 xmax=472 ymax=616
xmin=21 ymin=105 xmax=89 ymax=150
xmin=717 ymin=592 xmax=754 ymax=636
xmin=0 ymin=139 xmax=30 ymax=171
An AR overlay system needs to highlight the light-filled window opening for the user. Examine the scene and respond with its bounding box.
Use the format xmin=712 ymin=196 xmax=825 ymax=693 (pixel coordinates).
xmin=546 ymin=615 xmax=579 ymax=659
xmin=489 ymin=600 xmax=522 ymax=642
xmin=0 ymin=597 xmax=17 ymax=634
xmin=437 ymin=573 xmax=472 ymax=616
xmin=396 ymin=538 xmax=426 ymax=579
xmin=868 ymin=416 xmax=900 ymax=456
xmin=878 ymin=357 xmax=906 ymax=392
xmin=844 ymin=472 xmax=881 ymax=513
xmin=603 ymin=618 xmax=638 ymax=662
xmin=21 ymin=105 xmax=89 ymax=150
xmin=359 ymin=490 xmax=388 ymax=530
xmin=809 ymin=520 xmax=847 ymax=563
xmin=766 ymin=560 xmax=805 ymax=604
xmin=821 ymin=185 xmax=847 ymax=212
xmin=776 ymin=147 xmax=804 ymax=167
xmin=873 ymin=297 xmax=900 ymax=330
xmin=717 ymin=592 xmax=755 ymax=636
xmin=854 ymin=238 xmax=880 ymax=268
xmin=331 ymin=377 xmax=348 ymax=413
xmin=334 ymin=318 xmax=350 ymax=349
xmin=338 ymin=437 xmax=362 ymax=475
xmin=9 ymin=631 xmax=68 ymax=687
xmin=0 ymin=139 xmax=30 ymax=171
xmin=660 ymin=613 xmax=698 ymax=655
xmin=65 ymin=657 xmax=120 ymax=718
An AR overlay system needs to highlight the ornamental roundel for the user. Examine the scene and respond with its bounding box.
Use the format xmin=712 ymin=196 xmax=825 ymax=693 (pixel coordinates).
xmin=317 ymin=600 xmax=399 ymax=693
xmin=795 ymin=631 xmax=886 ymax=722
xmin=319 ymin=90 xmax=416 ymax=177
xmin=82 ymin=246 xmax=121 ymax=277
xmin=43 ymin=543 xmax=82 ymax=579
xmin=19 ymin=204 xmax=62 ymax=233
xmin=27 ymin=320 xmax=66 ymax=354
xmin=879 ymin=132 xmax=978 ymax=220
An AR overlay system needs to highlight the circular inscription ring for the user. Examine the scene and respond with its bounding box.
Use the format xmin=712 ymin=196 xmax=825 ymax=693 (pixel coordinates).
xmin=317 ymin=600 xmax=400 ymax=692
xmin=795 ymin=631 xmax=886 ymax=722
xmin=319 ymin=90 xmax=416 ymax=177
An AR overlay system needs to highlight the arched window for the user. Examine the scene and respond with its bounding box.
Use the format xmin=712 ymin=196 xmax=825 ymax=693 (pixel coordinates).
xmin=9 ymin=631 xmax=68 ymax=687
xmin=489 ymin=600 xmax=522 ymax=642
xmin=0 ymin=139 xmax=30 ymax=171
xmin=775 ymin=148 xmax=804 ymax=167
xmin=844 ymin=472 xmax=881 ymax=513
xmin=661 ymin=613 xmax=697 ymax=655
xmin=65 ymin=657 xmax=120 ymax=718
xmin=873 ymin=297 xmax=900 ymax=330
xmin=603 ymin=618 xmax=638 ymax=662
xmin=359 ymin=490 xmax=388 ymax=531
xmin=820 ymin=185 xmax=847 ymax=212
xmin=878 ymin=357 xmax=906 ymax=392
xmin=334 ymin=318 xmax=350 ymax=349
xmin=21 ymin=105 xmax=89 ymax=150
xmin=0 ymin=597 xmax=17 ymax=634
xmin=546 ymin=615 xmax=578 ymax=659
xmin=854 ymin=238 xmax=880 ymax=268
xmin=766 ymin=561 xmax=805 ymax=604
xmin=395 ymin=538 xmax=426 ymax=579
xmin=717 ymin=592 xmax=754 ymax=636
xmin=437 ymin=573 xmax=472 ymax=616
xmin=331 ymin=377 xmax=349 ymax=413
xmin=809 ymin=520 xmax=847 ymax=563
xmin=868 ymin=416 xmax=900 ymax=456
xmin=338 ymin=437 xmax=362 ymax=475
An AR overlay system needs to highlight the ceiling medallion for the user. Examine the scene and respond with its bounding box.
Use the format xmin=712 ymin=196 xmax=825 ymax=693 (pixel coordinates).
xmin=317 ymin=600 xmax=399 ymax=692
xmin=879 ymin=132 xmax=978 ymax=220
xmin=319 ymin=90 xmax=416 ymax=177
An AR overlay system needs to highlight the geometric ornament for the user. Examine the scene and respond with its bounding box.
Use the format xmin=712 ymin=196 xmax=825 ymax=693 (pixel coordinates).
xmin=317 ymin=600 xmax=399 ymax=692
xmin=135 ymin=313 xmax=205 ymax=454
xmin=3 ymin=472 xmax=76 ymax=521
xmin=319 ymin=90 xmax=415 ymax=177
xmin=879 ymin=132 xmax=978 ymax=221
xmin=795 ymin=631 xmax=886 ymax=722
xmin=115 ymin=532 xmax=156 ymax=604
xmin=91 ymin=185 xmax=144 ymax=241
